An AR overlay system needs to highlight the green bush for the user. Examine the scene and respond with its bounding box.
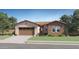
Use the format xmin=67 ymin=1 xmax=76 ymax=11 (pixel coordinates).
xmin=47 ymin=34 xmax=65 ymax=37
xmin=47 ymin=34 xmax=55 ymax=37
xmin=58 ymin=34 xmax=65 ymax=37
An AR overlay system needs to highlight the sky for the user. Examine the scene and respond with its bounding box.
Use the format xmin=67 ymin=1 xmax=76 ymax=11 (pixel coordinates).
xmin=0 ymin=9 xmax=74 ymax=22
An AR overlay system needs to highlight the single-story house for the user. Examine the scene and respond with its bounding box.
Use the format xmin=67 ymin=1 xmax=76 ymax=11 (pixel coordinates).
xmin=15 ymin=20 xmax=66 ymax=36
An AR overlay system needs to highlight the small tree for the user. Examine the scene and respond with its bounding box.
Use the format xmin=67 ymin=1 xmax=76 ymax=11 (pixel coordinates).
xmin=0 ymin=12 xmax=9 ymax=34
xmin=0 ymin=12 xmax=17 ymax=35
xmin=9 ymin=16 xmax=17 ymax=29
xmin=60 ymin=9 xmax=79 ymax=36
xmin=60 ymin=15 xmax=72 ymax=36
xmin=73 ymin=9 xmax=79 ymax=31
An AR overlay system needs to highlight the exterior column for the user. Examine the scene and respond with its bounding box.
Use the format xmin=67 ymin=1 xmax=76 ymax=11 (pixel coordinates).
xmin=15 ymin=26 xmax=19 ymax=35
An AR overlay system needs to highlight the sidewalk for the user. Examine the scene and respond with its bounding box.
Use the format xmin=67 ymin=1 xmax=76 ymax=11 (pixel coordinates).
xmin=27 ymin=40 xmax=79 ymax=45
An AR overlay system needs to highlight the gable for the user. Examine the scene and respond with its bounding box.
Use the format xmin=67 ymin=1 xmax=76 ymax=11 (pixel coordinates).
xmin=16 ymin=20 xmax=40 ymax=27
xmin=47 ymin=21 xmax=66 ymax=26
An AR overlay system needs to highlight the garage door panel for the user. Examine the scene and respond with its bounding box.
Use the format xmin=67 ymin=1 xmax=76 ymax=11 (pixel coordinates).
xmin=19 ymin=27 xmax=34 ymax=35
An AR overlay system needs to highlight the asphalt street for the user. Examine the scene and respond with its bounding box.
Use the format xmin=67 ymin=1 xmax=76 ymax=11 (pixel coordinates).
xmin=0 ymin=43 xmax=79 ymax=49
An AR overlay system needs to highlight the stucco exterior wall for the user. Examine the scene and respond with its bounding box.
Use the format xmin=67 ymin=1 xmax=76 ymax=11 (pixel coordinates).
xmin=34 ymin=27 xmax=40 ymax=36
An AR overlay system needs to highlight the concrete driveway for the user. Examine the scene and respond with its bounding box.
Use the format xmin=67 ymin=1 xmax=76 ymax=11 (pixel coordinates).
xmin=0 ymin=36 xmax=32 ymax=44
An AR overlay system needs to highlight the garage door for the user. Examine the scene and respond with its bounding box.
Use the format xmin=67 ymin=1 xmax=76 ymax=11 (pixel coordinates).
xmin=19 ymin=27 xmax=34 ymax=35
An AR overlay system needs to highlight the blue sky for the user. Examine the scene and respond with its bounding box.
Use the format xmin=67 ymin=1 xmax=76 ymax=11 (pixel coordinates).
xmin=0 ymin=9 xmax=74 ymax=22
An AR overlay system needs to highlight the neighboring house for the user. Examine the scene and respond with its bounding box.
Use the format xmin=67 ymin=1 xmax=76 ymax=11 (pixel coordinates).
xmin=15 ymin=20 xmax=66 ymax=36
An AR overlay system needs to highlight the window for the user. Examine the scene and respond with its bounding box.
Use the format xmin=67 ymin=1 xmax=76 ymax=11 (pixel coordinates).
xmin=43 ymin=26 xmax=48 ymax=31
xmin=53 ymin=28 xmax=55 ymax=32
xmin=57 ymin=29 xmax=60 ymax=32
xmin=52 ymin=26 xmax=61 ymax=32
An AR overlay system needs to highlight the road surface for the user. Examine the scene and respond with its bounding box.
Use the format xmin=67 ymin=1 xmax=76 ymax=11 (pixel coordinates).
xmin=0 ymin=43 xmax=79 ymax=49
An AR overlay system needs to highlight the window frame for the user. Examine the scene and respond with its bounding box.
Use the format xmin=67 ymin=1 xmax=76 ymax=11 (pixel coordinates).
xmin=52 ymin=26 xmax=61 ymax=33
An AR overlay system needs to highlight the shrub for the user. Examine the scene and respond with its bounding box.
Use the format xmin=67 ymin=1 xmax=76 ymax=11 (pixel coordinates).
xmin=58 ymin=34 xmax=65 ymax=37
xmin=47 ymin=34 xmax=55 ymax=37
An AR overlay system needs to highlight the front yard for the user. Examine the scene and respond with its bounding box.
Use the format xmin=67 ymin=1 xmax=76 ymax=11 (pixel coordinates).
xmin=0 ymin=35 xmax=10 ymax=40
xmin=29 ymin=36 xmax=79 ymax=41
xmin=27 ymin=36 xmax=79 ymax=44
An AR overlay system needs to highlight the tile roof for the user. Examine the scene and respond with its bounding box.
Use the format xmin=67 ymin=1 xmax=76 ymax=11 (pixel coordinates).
xmin=16 ymin=20 xmax=66 ymax=26
xmin=35 ymin=22 xmax=50 ymax=26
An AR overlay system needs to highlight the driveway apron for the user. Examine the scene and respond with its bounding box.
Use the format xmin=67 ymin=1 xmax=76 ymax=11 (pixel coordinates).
xmin=0 ymin=36 xmax=32 ymax=44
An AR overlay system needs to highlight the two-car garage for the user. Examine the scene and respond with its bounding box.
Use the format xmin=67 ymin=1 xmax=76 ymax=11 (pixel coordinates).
xmin=19 ymin=27 xmax=34 ymax=35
